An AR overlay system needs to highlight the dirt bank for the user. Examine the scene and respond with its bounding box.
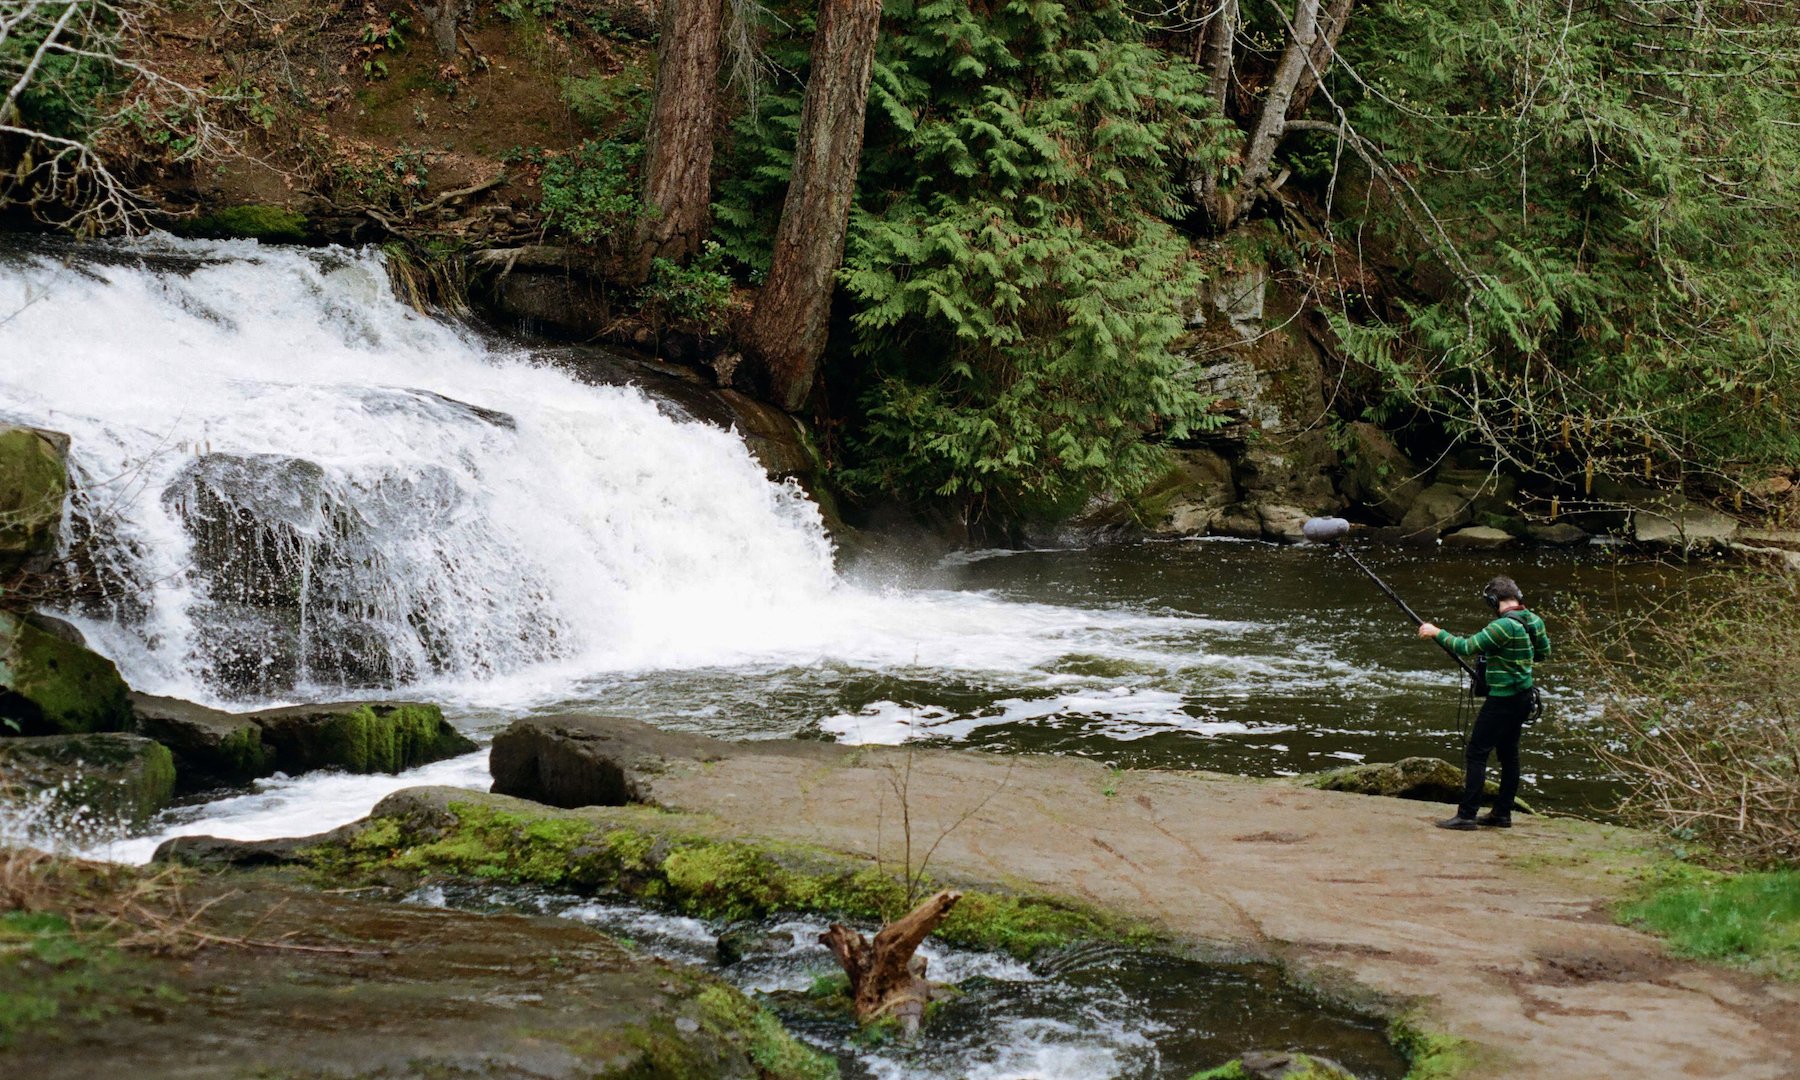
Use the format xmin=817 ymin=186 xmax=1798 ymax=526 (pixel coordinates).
xmin=479 ymin=719 xmax=1800 ymax=1079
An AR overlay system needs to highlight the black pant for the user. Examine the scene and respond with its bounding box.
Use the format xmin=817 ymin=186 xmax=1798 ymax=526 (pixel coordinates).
xmin=1458 ymin=692 xmax=1532 ymax=819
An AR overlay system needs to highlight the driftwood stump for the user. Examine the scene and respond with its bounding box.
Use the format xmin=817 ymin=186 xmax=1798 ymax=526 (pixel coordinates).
xmin=819 ymin=889 xmax=961 ymax=1034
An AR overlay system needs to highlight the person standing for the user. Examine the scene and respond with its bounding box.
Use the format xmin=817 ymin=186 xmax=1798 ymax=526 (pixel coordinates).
xmin=1417 ymin=575 xmax=1552 ymax=830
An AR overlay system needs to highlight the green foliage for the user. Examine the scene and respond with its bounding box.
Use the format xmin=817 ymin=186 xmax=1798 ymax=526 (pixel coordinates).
xmin=642 ymin=242 xmax=733 ymax=332
xmin=696 ymin=986 xmax=840 ymax=1080
xmin=0 ymin=3 xmax=123 ymax=143
xmin=562 ymin=63 xmax=652 ymax=133
xmin=334 ymin=148 xmax=432 ymax=211
xmin=539 ymin=138 xmax=642 ymax=242
xmin=715 ymin=0 xmax=1233 ymax=518
xmin=1618 ymin=863 xmax=1800 ymax=979
xmin=357 ymin=12 xmax=411 ymax=80
xmin=498 ymin=0 xmax=561 ymax=19
xmin=1332 ymin=1 xmax=1800 ymax=486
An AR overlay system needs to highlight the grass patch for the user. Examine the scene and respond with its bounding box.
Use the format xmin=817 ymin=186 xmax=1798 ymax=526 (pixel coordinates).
xmin=1617 ymin=864 xmax=1800 ymax=979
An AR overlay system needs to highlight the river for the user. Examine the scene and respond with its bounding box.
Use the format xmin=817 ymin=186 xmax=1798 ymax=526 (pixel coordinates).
xmin=0 ymin=235 xmax=1680 ymax=1079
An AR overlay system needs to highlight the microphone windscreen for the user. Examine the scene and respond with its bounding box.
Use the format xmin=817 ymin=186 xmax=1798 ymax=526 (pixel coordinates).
xmin=1302 ymin=517 xmax=1351 ymax=543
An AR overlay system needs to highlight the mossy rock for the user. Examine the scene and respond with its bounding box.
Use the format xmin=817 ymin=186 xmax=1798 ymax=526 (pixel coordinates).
xmin=1301 ymin=757 xmax=1533 ymax=813
xmin=0 ymin=426 xmax=69 ymax=579
xmin=0 ymin=611 xmax=132 ymax=736
xmin=191 ymin=787 xmax=1156 ymax=962
xmin=177 ymin=204 xmax=310 ymax=243
xmin=0 ymin=732 xmax=175 ymax=828
xmin=1190 ymin=1050 xmax=1357 ymax=1079
xmin=252 ymin=701 xmax=476 ymax=774
xmin=130 ymin=693 xmax=270 ymax=788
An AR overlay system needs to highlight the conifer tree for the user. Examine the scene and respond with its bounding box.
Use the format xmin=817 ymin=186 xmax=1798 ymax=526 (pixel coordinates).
xmin=626 ymin=0 xmax=725 ymax=283
xmin=743 ymin=0 xmax=884 ymax=412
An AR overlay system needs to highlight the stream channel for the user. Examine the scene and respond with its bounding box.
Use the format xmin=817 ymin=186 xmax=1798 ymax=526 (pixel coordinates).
xmin=0 ymin=236 xmax=1690 ymax=1078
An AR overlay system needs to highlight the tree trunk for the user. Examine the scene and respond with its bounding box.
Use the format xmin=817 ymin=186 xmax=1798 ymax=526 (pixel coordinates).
xmin=1288 ymin=0 xmax=1355 ymax=120
xmin=1230 ymin=0 xmax=1323 ymax=226
xmin=1193 ymin=0 xmax=1238 ymax=226
xmin=742 ymin=0 xmax=883 ymax=413
xmin=625 ymin=0 xmax=725 ymax=284
xmin=820 ymin=889 xmax=960 ymax=1034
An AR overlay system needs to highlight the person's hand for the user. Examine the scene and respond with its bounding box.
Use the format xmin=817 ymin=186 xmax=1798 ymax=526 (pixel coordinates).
xmin=1418 ymin=622 xmax=1440 ymax=638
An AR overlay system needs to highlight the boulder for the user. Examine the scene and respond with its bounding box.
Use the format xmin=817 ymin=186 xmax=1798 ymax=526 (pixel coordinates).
xmin=0 ymin=732 xmax=175 ymax=828
xmin=1305 ymin=757 xmax=1467 ymax=801
xmin=130 ymin=693 xmax=270 ymax=787
xmin=490 ymin=714 xmax=725 ymax=808
xmin=1398 ymin=483 xmax=1475 ymax=536
xmin=1211 ymin=505 xmax=1265 ymax=540
xmin=1441 ymin=525 xmax=1518 ymax=550
xmin=1526 ymin=521 xmax=1589 ymax=546
xmin=0 ymin=425 xmax=70 ymax=579
xmin=1338 ymin=423 xmax=1426 ymax=524
xmin=1301 ymin=757 xmax=1531 ymax=811
xmin=1633 ymin=502 xmax=1740 ymax=550
xmin=1139 ymin=449 xmax=1238 ymax=538
xmin=1256 ymin=503 xmax=1312 ymax=543
xmin=0 ymin=610 xmax=132 ymax=735
xmin=253 ymin=701 xmax=476 ymax=775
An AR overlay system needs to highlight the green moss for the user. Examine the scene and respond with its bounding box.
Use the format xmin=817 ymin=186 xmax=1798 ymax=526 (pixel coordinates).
xmin=1616 ymin=863 xmax=1800 ymax=979
xmin=0 ymin=910 xmax=139 ymax=1046
xmin=315 ymin=800 xmax=1150 ymax=959
xmin=0 ymin=427 xmax=67 ymax=573
xmin=1389 ymin=1015 xmax=1473 ymax=1080
xmin=314 ymin=704 xmax=473 ymax=774
xmin=180 ymin=205 xmax=310 ymax=243
xmin=216 ymin=723 xmax=271 ymax=779
xmin=1188 ymin=1064 xmax=1248 ymax=1080
xmin=0 ymin=612 xmax=132 ymax=735
xmin=696 ymin=985 xmax=839 ymax=1080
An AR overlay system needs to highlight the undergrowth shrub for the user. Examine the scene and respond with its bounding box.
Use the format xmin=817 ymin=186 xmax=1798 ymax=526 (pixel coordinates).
xmin=1573 ymin=569 xmax=1800 ymax=866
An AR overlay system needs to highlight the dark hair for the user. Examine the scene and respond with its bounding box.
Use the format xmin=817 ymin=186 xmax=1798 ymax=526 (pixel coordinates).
xmin=1482 ymin=575 xmax=1524 ymax=609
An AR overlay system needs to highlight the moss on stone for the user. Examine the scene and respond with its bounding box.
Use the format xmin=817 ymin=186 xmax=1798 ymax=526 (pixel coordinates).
xmin=1188 ymin=1064 xmax=1249 ymax=1080
xmin=0 ymin=427 xmax=67 ymax=575
xmin=308 ymin=704 xmax=473 ymax=774
xmin=313 ymin=798 xmax=1152 ymax=959
xmin=695 ymin=985 xmax=839 ymax=1080
xmin=1389 ymin=1015 xmax=1473 ymax=1080
xmin=0 ymin=733 xmax=175 ymax=827
xmin=0 ymin=612 xmax=132 ymax=735
xmin=180 ymin=205 xmax=310 ymax=243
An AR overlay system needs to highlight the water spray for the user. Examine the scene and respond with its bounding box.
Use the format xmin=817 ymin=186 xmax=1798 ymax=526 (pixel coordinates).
xmin=1302 ymin=517 xmax=1477 ymax=680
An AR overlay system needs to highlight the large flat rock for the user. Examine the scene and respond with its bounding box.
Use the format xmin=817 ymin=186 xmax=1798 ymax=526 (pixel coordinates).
xmin=450 ymin=717 xmax=1800 ymax=1080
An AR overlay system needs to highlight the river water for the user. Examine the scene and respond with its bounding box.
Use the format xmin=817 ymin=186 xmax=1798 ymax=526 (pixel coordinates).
xmin=0 ymin=236 xmax=1675 ymax=1077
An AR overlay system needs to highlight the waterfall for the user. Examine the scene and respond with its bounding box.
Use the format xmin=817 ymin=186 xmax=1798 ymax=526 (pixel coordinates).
xmin=0 ymin=237 xmax=836 ymax=704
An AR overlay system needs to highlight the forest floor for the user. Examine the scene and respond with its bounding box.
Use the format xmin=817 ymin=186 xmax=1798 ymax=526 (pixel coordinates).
xmin=619 ymin=737 xmax=1800 ymax=1079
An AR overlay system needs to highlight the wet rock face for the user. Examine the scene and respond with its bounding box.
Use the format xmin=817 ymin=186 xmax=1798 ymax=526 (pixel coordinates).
xmin=0 ymin=732 xmax=175 ymax=828
xmin=0 ymin=610 xmax=132 ymax=736
xmin=0 ymin=425 xmax=69 ymax=579
xmin=1338 ymin=423 xmax=1426 ymax=526
xmin=489 ymin=713 xmax=725 ymax=808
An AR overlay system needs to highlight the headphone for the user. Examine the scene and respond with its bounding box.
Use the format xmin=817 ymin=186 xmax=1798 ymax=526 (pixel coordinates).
xmin=1482 ymin=577 xmax=1523 ymax=610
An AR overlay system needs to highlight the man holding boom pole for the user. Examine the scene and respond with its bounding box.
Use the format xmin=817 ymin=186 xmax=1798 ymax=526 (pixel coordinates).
xmin=1418 ymin=576 xmax=1552 ymax=831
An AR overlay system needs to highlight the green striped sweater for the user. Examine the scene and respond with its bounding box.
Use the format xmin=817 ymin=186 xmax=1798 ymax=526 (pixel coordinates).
xmin=1435 ymin=609 xmax=1552 ymax=697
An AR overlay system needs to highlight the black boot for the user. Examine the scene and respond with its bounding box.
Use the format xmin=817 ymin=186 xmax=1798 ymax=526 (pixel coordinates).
xmin=1435 ymin=816 xmax=1479 ymax=831
xmin=1476 ymin=812 xmax=1512 ymax=828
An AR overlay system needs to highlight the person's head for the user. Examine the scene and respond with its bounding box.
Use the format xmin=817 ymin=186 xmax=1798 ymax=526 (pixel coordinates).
xmin=1482 ymin=575 xmax=1524 ymax=612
